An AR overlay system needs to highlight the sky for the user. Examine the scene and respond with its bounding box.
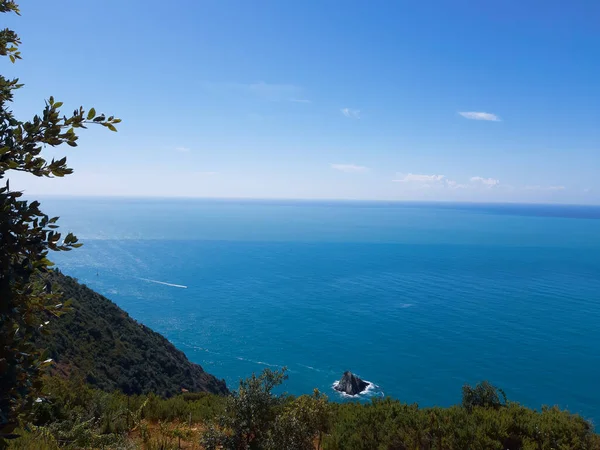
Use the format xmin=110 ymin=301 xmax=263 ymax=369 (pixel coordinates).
xmin=5 ymin=0 xmax=600 ymax=203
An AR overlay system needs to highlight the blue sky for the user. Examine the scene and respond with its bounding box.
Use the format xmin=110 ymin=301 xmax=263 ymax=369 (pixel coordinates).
xmin=6 ymin=0 xmax=600 ymax=203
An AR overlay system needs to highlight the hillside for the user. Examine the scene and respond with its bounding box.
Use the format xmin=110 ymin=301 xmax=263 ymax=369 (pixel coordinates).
xmin=35 ymin=270 xmax=228 ymax=397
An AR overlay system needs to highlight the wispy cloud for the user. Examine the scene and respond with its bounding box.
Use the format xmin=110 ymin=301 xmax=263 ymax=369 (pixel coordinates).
xmin=392 ymin=171 xmax=570 ymax=195
xmin=458 ymin=111 xmax=501 ymax=121
xmin=393 ymin=173 xmax=445 ymax=183
xmin=446 ymin=180 xmax=470 ymax=189
xmin=175 ymin=147 xmax=190 ymax=153
xmin=393 ymin=173 xmax=504 ymax=190
xmin=470 ymin=176 xmax=500 ymax=187
xmin=341 ymin=108 xmax=361 ymax=119
xmin=524 ymin=185 xmax=566 ymax=191
xmin=203 ymin=81 xmax=309 ymax=103
xmin=331 ymin=163 xmax=369 ymax=173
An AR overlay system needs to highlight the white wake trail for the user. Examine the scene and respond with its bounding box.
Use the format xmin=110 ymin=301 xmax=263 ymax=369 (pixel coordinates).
xmin=139 ymin=278 xmax=188 ymax=289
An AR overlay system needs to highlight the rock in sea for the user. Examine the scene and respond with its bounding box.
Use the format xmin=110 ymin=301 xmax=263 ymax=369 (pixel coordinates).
xmin=334 ymin=371 xmax=369 ymax=396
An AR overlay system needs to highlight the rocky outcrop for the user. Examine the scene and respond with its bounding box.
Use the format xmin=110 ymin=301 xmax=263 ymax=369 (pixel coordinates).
xmin=334 ymin=371 xmax=369 ymax=396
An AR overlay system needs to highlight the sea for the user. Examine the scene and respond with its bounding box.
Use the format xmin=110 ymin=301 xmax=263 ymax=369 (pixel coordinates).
xmin=40 ymin=197 xmax=600 ymax=423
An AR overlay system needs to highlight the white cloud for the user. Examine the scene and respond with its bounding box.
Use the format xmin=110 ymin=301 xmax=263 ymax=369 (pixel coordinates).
xmin=458 ymin=111 xmax=501 ymax=121
xmin=175 ymin=147 xmax=190 ymax=152
xmin=331 ymin=163 xmax=369 ymax=173
xmin=203 ymin=81 xmax=309 ymax=103
xmin=341 ymin=108 xmax=361 ymax=119
xmin=470 ymin=176 xmax=500 ymax=187
xmin=446 ymin=180 xmax=470 ymax=189
xmin=393 ymin=173 xmax=503 ymax=190
xmin=394 ymin=173 xmax=445 ymax=183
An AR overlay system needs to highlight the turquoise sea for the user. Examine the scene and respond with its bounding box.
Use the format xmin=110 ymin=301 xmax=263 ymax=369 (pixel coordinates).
xmin=43 ymin=198 xmax=600 ymax=423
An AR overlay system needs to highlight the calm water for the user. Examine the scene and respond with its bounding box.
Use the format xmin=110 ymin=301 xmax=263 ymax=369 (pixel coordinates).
xmin=42 ymin=198 xmax=600 ymax=423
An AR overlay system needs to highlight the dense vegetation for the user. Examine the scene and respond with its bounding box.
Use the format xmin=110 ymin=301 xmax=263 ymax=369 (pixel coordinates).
xmin=35 ymin=271 xmax=228 ymax=397
xmin=326 ymin=400 xmax=598 ymax=450
xmin=8 ymin=370 xmax=599 ymax=450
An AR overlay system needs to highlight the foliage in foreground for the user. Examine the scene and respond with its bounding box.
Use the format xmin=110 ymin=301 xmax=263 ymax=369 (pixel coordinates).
xmin=10 ymin=376 xmax=226 ymax=450
xmin=7 ymin=373 xmax=599 ymax=450
xmin=0 ymin=0 xmax=121 ymax=444
xmin=325 ymin=400 xmax=598 ymax=450
xmin=201 ymin=368 xmax=329 ymax=450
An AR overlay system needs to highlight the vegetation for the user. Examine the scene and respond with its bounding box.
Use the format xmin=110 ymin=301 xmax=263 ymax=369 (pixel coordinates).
xmin=10 ymin=376 xmax=227 ymax=450
xmin=0 ymin=0 xmax=121 ymax=443
xmin=461 ymin=379 xmax=507 ymax=411
xmin=201 ymin=368 xmax=329 ymax=450
xmin=6 ymin=372 xmax=599 ymax=450
xmin=325 ymin=397 xmax=598 ymax=450
xmin=35 ymin=271 xmax=228 ymax=397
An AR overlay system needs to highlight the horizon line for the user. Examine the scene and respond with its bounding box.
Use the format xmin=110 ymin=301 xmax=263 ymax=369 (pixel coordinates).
xmin=24 ymin=193 xmax=600 ymax=208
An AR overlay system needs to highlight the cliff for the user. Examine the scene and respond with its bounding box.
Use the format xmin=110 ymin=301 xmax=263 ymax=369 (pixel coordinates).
xmin=35 ymin=271 xmax=228 ymax=397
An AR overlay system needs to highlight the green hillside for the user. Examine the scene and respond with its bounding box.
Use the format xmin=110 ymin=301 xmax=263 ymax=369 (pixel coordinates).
xmin=35 ymin=271 xmax=227 ymax=397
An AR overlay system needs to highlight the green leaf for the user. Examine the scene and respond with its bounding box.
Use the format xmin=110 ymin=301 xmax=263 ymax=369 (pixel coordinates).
xmin=107 ymin=123 xmax=117 ymax=132
xmin=87 ymin=107 xmax=96 ymax=120
xmin=54 ymin=101 xmax=63 ymax=108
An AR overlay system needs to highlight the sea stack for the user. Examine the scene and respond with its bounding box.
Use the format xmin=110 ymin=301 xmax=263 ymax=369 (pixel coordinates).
xmin=334 ymin=371 xmax=369 ymax=396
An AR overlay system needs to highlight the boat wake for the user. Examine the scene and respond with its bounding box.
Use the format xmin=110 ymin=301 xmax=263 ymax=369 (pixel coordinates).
xmin=139 ymin=278 xmax=188 ymax=289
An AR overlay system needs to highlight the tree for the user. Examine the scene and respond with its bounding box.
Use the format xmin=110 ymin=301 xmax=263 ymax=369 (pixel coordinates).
xmin=0 ymin=1 xmax=120 ymax=445
xmin=265 ymin=389 xmax=330 ymax=450
xmin=201 ymin=368 xmax=288 ymax=450
xmin=461 ymin=380 xmax=507 ymax=412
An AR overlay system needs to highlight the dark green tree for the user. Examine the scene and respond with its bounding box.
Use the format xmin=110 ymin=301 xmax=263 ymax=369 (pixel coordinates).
xmin=265 ymin=389 xmax=330 ymax=450
xmin=461 ymin=380 xmax=507 ymax=412
xmin=201 ymin=368 xmax=288 ymax=450
xmin=0 ymin=1 xmax=120 ymax=445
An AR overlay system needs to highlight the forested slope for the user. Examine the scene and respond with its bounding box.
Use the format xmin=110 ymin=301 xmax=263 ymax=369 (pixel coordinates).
xmin=35 ymin=271 xmax=227 ymax=397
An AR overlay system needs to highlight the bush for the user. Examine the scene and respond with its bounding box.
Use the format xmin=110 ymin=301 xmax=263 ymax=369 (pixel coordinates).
xmin=322 ymin=398 xmax=600 ymax=450
xmin=462 ymin=380 xmax=507 ymax=411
